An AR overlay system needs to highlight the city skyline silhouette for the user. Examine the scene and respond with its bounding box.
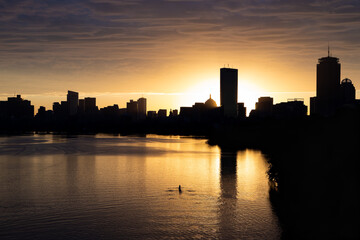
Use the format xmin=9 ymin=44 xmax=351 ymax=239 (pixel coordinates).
xmin=0 ymin=51 xmax=357 ymax=121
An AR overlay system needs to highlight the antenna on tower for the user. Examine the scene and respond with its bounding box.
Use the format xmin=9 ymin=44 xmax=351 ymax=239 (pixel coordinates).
xmin=328 ymin=42 xmax=330 ymax=57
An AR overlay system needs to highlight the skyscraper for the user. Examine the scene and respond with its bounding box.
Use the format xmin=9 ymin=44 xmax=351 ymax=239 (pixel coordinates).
xmin=311 ymin=53 xmax=341 ymax=116
xmin=220 ymin=68 xmax=238 ymax=117
xmin=137 ymin=97 xmax=147 ymax=120
xmin=67 ymin=90 xmax=79 ymax=116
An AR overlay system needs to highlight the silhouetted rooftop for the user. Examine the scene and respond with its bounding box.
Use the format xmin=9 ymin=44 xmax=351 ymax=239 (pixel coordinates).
xmin=205 ymin=95 xmax=217 ymax=108
xmin=318 ymin=56 xmax=339 ymax=63
xmin=341 ymin=78 xmax=352 ymax=84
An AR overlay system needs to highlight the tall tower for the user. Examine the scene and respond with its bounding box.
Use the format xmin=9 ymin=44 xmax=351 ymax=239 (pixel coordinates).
xmin=67 ymin=90 xmax=79 ymax=116
xmin=137 ymin=97 xmax=147 ymax=120
xmin=311 ymin=52 xmax=341 ymax=116
xmin=220 ymin=68 xmax=238 ymax=117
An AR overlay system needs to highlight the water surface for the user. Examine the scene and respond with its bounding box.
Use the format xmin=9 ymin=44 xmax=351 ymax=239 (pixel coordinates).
xmin=0 ymin=134 xmax=281 ymax=239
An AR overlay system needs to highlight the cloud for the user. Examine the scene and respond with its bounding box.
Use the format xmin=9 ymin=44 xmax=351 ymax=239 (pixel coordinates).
xmin=1 ymin=0 xmax=360 ymax=93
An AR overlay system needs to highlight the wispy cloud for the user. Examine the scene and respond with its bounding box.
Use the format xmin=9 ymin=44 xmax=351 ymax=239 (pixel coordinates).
xmin=1 ymin=0 xmax=360 ymax=95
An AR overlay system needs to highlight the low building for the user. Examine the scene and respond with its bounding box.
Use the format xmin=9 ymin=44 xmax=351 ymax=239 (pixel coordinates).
xmin=158 ymin=109 xmax=167 ymax=118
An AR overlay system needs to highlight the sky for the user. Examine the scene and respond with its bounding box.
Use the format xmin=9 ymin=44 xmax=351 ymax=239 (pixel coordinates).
xmin=1 ymin=0 xmax=360 ymax=114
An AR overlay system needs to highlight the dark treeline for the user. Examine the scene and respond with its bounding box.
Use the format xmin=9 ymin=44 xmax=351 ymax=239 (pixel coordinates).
xmin=211 ymin=105 xmax=360 ymax=239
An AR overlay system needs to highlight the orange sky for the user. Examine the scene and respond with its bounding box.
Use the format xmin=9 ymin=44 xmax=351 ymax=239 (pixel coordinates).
xmin=1 ymin=1 xmax=360 ymax=114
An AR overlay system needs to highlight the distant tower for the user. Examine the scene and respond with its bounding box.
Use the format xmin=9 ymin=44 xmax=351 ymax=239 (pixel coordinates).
xmin=137 ymin=97 xmax=147 ymax=120
xmin=67 ymin=90 xmax=79 ymax=116
xmin=220 ymin=68 xmax=238 ymax=117
xmin=311 ymin=50 xmax=341 ymax=116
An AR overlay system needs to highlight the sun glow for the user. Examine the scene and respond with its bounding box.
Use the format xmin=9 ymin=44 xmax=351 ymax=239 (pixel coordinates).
xmin=184 ymin=78 xmax=264 ymax=115
xmin=183 ymin=78 xmax=220 ymax=107
xmin=238 ymin=81 xmax=265 ymax=115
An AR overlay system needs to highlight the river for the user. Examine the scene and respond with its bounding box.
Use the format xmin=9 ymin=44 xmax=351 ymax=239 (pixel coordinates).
xmin=0 ymin=134 xmax=281 ymax=239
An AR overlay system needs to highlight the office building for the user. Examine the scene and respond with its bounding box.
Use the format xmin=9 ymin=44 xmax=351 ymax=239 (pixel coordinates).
xmin=237 ymin=103 xmax=246 ymax=119
xmin=147 ymin=111 xmax=157 ymax=118
xmin=273 ymin=99 xmax=307 ymax=119
xmin=311 ymin=53 xmax=341 ymax=116
xmin=340 ymin=78 xmax=356 ymax=104
xmin=180 ymin=107 xmax=193 ymax=118
xmin=100 ymin=104 xmax=119 ymax=116
xmin=127 ymin=99 xmax=138 ymax=118
xmin=220 ymin=68 xmax=238 ymax=117
xmin=0 ymin=95 xmax=34 ymax=119
xmin=250 ymin=97 xmax=274 ymax=119
xmin=61 ymin=101 xmax=70 ymax=116
xmin=255 ymin=97 xmax=273 ymax=113
xmin=85 ymin=97 xmax=97 ymax=113
xmin=67 ymin=90 xmax=79 ymax=116
xmin=35 ymin=106 xmax=53 ymax=120
xmin=137 ymin=97 xmax=147 ymax=120
xmin=158 ymin=109 xmax=167 ymax=118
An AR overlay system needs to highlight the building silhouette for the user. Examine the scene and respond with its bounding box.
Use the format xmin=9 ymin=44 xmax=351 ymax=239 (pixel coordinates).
xmin=127 ymin=99 xmax=138 ymax=119
xmin=158 ymin=109 xmax=167 ymax=118
xmin=100 ymin=104 xmax=120 ymax=116
xmin=220 ymin=68 xmax=238 ymax=118
xmin=52 ymin=102 xmax=61 ymax=116
xmin=147 ymin=111 xmax=157 ymax=119
xmin=35 ymin=106 xmax=53 ymax=121
xmin=311 ymin=53 xmax=341 ymax=116
xmin=84 ymin=97 xmax=97 ymax=113
xmin=205 ymin=95 xmax=217 ymax=109
xmin=340 ymin=78 xmax=356 ymax=104
xmin=67 ymin=90 xmax=79 ymax=116
xmin=125 ymin=98 xmax=147 ymax=120
xmin=273 ymin=99 xmax=307 ymax=119
xmin=249 ymin=96 xmax=273 ymax=119
xmin=137 ymin=97 xmax=147 ymax=120
xmin=256 ymin=96 xmax=273 ymax=113
xmin=178 ymin=95 xmax=222 ymax=122
xmin=237 ymin=103 xmax=246 ymax=119
xmin=180 ymin=106 xmax=193 ymax=118
xmin=0 ymin=95 xmax=34 ymax=120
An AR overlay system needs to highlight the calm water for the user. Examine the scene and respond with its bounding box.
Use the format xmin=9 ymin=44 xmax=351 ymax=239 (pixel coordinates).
xmin=0 ymin=134 xmax=281 ymax=239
